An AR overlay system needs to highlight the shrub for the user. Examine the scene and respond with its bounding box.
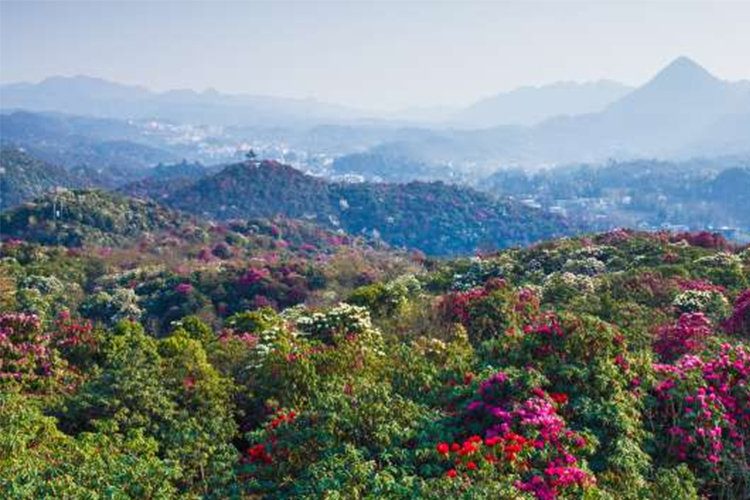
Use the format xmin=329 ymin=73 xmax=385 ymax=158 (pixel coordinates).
xmin=724 ymin=290 xmax=750 ymax=338
xmin=653 ymin=313 xmax=713 ymax=363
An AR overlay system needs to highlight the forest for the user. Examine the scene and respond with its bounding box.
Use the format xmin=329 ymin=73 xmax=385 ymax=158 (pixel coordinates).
xmin=1 ymin=200 xmax=749 ymax=499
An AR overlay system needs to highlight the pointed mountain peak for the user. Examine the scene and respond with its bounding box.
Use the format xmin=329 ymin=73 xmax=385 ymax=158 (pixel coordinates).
xmin=650 ymin=56 xmax=720 ymax=86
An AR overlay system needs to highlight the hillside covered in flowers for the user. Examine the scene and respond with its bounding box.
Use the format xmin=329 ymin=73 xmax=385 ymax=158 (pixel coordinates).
xmin=1 ymin=222 xmax=750 ymax=500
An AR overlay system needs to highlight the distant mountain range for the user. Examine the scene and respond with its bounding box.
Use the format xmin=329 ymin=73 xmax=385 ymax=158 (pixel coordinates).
xmin=339 ymin=57 xmax=750 ymax=170
xmin=450 ymin=80 xmax=633 ymax=128
xmin=0 ymin=75 xmax=369 ymax=127
xmin=531 ymin=57 xmax=750 ymax=160
xmin=3 ymin=56 xmax=749 ymax=171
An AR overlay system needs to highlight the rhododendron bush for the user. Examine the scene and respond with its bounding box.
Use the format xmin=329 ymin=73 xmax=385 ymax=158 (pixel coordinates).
xmin=650 ymin=344 xmax=750 ymax=498
xmin=1 ymin=230 xmax=748 ymax=499
xmin=724 ymin=289 xmax=750 ymax=338
xmin=449 ymin=371 xmax=596 ymax=500
xmin=0 ymin=313 xmax=69 ymax=392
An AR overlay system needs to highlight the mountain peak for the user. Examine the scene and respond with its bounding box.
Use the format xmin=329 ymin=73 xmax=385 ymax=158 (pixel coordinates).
xmin=650 ymin=56 xmax=719 ymax=86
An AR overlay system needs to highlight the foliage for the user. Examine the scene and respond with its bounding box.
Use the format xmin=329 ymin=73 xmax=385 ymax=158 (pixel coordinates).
xmin=131 ymin=159 xmax=572 ymax=256
xmin=0 ymin=189 xmax=198 ymax=247
xmin=1 ymin=228 xmax=749 ymax=499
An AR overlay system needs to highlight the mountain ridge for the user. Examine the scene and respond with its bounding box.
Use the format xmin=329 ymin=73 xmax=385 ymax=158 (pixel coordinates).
xmin=452 ymin=79 xmax=633 ymax=128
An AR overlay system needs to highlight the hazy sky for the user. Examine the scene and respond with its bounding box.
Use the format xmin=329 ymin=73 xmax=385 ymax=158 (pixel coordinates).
xmin=1 ymin=1 xmax=749 ymax=111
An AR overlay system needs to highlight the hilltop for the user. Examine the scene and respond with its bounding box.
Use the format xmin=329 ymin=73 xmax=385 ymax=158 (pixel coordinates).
xmin=0 ymin=189 xmax=196 ymax=247
xmin=0 ymin=147 xmax=93 ymax=209
xmin=124 ymin=159 xmax=572 ymax=255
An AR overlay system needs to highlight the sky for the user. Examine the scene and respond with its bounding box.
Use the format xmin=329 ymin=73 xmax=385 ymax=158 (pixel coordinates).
xmin=1 ymin=1 xmax=749 ymax=111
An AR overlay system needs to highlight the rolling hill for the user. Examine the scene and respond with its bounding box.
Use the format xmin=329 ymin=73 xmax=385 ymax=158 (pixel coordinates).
xmin=0 ymin=147 xmax=92 ymax=209
xmin=123 ymin=159 xmax=572 ymax=255
xmin=0 ymin=189 xmax=195 ymax=247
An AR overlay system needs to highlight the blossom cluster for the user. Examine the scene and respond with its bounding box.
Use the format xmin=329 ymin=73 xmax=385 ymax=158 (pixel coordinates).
xmin=653 ymin=313 xmax=713 ymax=362
xmin=671 ymin=231 xmax=729 ymax=250
xmin=296 ymin=303 xmax=375 ymax=344
xmin=245 ymin=409 xmax=297 ymax=466
xmin=0 ymin=313 xmax=56 ymax=388
xmin=52 ymin=312 xmax=96 ymax=349
xmin=695 ymin=252 xmax=743 ymax=269
xmin=653 ymin=344 xmax=750 ymax=484
xmin=723 ymin=290 xmax=750 ymax=337
xmin=451 ymin=257 xmax=513 ymax=292
xmin=542 ymin=272 xmax=595 ymax=299
xmin=436 ymin=432 xmax=530 ymax=478
xmin=442 ymin=287 xmax=490 ymax=324
xmin=237 ymin=267 xmax=271 ymax=287
xmin=562 ymin=256 xmax=606 ymax=276
xmin=442 ymin=370 xmax=594 ymax=499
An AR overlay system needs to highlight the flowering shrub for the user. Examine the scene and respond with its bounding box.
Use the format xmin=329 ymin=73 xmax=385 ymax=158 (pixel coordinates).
xmin=80 ymin=287 xmax=142 ymax=326
xmin=439 ymin=281 xmax=521 ymax=344
xmin=672 ymin=289 xmax=729 ymax=322
xmin=562 ymin=256 xmax=606 ymax=276
xmin=724 ymin=290 xmax=750 ymax=338
xmin=244 ymin=408 xmax=297 ymax=467
xmin=50 ymin=312 xmax=98 ymax=369
xmin=693 ymin=253 xmax=748 ymax=289
xmin=653 ymin=313 xmax=713 ymax=362
xmin=436 ymin=370 xmax=596 ymax=500
xmin=296 ymin=303 xmax=378 ymax=346
xmin=671 ymin=231 xmax=729 ymax=250
xmin=15 ymin=274 xmax=76 ymax=320
xmin=451 ymin=257 xmax=514 ymax=291
xmin=541 ymin=272 xmax=595 ymax=303
xmin=651 ymin=345 xmax=750 ymax=498
xmin=237 ymin=267 xmax=270 ymax=287
xmin=348 ymin=273 xmax=422 ymax=317
xmin=174 ymin=282 xmax=193 ymax=295
xmin=0 ymin=313 xmax=64 ymax=392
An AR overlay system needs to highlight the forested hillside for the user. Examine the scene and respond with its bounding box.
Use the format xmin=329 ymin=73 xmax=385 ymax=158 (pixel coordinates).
xmin=1 ymin=189 xmax=195 ymax=247
xmin=1 ymin=225 xmax=749 ymax=499
xmin=125 ymin=159 xmax=571 ymax=255
xmin=0 ymin=147 xmax=91 ymax=209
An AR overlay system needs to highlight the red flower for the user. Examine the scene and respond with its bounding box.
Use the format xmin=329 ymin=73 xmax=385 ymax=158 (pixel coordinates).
xmin=550 ymin=393 xmax=568 ymax=405
xmin=436 ymin=442 xmax=450 ymax=455
xmin=505 ymin=443 xmax=523 ymax=454
xmin=445 ymin=469 xmax=457 ymax=478
xmin=466 ymin=461 xmax=477 ymax=470
xmin=247 ymin=444 xmax=273 ymax=464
